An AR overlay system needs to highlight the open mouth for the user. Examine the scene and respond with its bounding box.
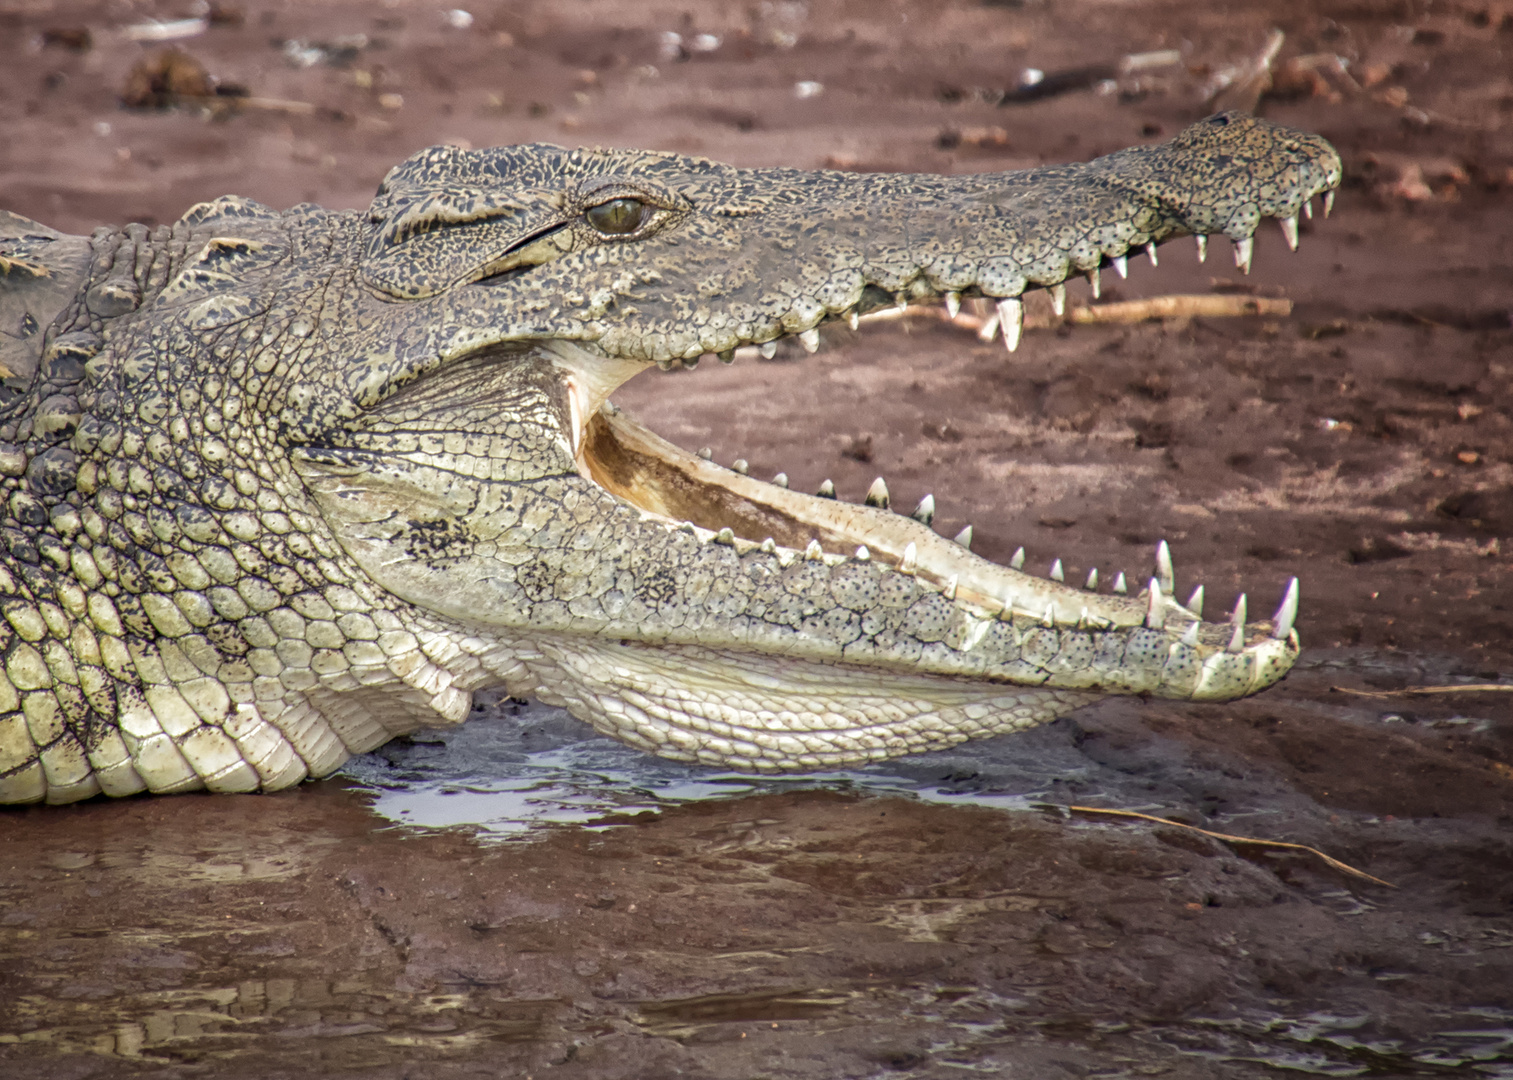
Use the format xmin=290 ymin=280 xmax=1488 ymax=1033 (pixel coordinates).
xmin=544 ymin=208 xmax=1322 ymax=697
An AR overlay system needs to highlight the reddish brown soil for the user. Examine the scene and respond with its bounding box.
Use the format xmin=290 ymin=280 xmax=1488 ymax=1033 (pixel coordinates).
xmin=1 ymin=1 xmax=1510 ymax=1077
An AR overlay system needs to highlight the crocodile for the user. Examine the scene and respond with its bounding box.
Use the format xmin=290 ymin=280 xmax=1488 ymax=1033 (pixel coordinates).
xmin=0 ymin=113 xmax=1340 ymax=805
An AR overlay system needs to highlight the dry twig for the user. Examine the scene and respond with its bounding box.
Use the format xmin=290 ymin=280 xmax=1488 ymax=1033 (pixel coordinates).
xmin=1055 ymin=804 xmax=1395 ymax=888
xmin=1332 ymin=684 xmax=1513 ymax=699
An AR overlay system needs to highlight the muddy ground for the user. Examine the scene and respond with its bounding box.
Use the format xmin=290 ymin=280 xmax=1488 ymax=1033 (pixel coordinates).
xmin=1 ymin=0 xmax=1511 ymax=1076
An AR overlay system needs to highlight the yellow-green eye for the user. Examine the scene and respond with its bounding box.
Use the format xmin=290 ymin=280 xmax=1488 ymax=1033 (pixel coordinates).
xmin=586 ymin=198 xmax=647 ymax=235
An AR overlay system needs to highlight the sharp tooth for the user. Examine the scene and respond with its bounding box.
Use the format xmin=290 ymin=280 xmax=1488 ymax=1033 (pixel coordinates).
xmin=865 ymin=476 xmax=890 ymax=509
xmin=1303 ymin=198 xmax=1314 ymax=220
xmin=1272 ymin=577 xmax=1299 ymax=639
xmin=684 ymin=355 xmax=700 ymax=369
xmin=732 ymin=458 xmax=749 ymax=475
xmin=1145 ymin=242 xmax=1158 ymax=267
xmin=715 ymin=527 xmax=736 ymax=545
xmin=1042 ymin=602 xmax=1055 ymax=628
xmin=1155 ymin=540 xmax=1174 ymax=595
xmin=1279 ymin=214 xmax=1299 ymax=251
xmin=894 ymin=296 xmax=909 ymax=314
xmin=1113 ymin=571 xmax=1127 ymax=594
xmin=804 ymin=539 xmax=824 ymax=560
xmin=944 ymin=575 xmax=958 ymax=601
xmin=1227 ymin=594 xmax=1247 ymax=652
xmin=1087 ymin=268 xmax=1101 ymax=299
xmin=847 ymin=310 xmax=859 ymax=331
xmin=911 ymin=494 xmax=935 ymax=526
xmin=1233 ymin=236 xmax=1254 ymax=274
xmin=1145 ymin=577 xmax=1165 ymax=629
xmin=1185 ymin=585 xmax=1204 ymax=618
xmin=899 ymin=542 xmax=918 ymax=574
xmin=999 ymin=592 xmax=1016 ymax=620
xmin=698 ymin=447 xmax=713 ymax=460
xmin=997 ymin=297 xmax=1023 ymax=352
xmin=1078 ymin=606 xmax=1090 ymax=629
xmin=759 ymin=341 xmax=778 ymax=359
xmin=1324 ymin=190 xmax=1335 ymax=217
xmin=977 ymin=312 xmax=1000 ymax=342
xmin=817 ymin=479 xmax=836 ymax=499
xmin=854 ymin=545 xmax=870 ymax=561
xmin=1084 ymin=568 xmax=1099 ymax=591
xmin=1050 ymin=283 xmax=1066 ymax=317
xmin=1196 ymin=235 xmax=1208 ymax=263
xmin=1180 ymin=621 xmax=1199 ymax=646
xmin=798 ymin=328 xmax=820 ymax=353
xmin=772 ymin=472 xmax=789 ymax=488
xmin=1050 ymin=559 xmax=1064 ymax=582
xmin=945 ymin=292 xmax=961 ymax=319
xmin=1010 ymin=546 xmax=1025 ymax=570
xmin=718 ymin=348 xmax=736 ymax=364
xmin=953 ymin=525 xmax=973 ymax=549
xmin=1112 ymin=254 xmax=1128 ymax=279
xmin=760 ymin=537 xmax=777 ymax=553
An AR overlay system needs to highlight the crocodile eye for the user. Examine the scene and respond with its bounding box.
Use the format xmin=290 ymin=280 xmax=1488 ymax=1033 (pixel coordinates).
xmin=585 ymin=198 xmax=647 ymax=235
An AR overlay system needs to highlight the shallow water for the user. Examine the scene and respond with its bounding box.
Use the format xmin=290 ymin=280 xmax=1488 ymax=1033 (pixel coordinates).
xmin=5 ymin=666 xmax=1510 ymax=1079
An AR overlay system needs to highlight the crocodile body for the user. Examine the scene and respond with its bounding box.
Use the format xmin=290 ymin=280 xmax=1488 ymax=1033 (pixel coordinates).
xmin=0 ymin=113 xmax=1340 ymax=804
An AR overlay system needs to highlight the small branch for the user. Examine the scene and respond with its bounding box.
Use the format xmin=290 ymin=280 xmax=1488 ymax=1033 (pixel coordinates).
xmin=1056 ymin=804 xmax=1395 ymax=888
xmin=1332 ymin=684 xmax=1513 ymax=699
xmin=1066 ymin=294 xmax=1291 ymax=324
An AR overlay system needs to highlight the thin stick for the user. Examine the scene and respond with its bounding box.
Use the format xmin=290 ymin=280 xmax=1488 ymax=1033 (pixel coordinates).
xmin=1065 ymin=294 xmax=1291 ymax=324
xmin=1058 ymin=805 xmax=1395 ymax=888
xmin=1332 ymin=684 xmax=1513 ymax=698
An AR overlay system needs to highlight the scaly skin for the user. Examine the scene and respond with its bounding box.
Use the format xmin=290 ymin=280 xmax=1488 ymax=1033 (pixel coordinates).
xmin=0 ymin=113 xmax=1340 ymax=804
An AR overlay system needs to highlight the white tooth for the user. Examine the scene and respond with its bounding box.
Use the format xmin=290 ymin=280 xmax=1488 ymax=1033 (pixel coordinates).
xmin=718 ymin=349 xmax=736 ymax=364
xmin=1227 ymin=594 xmax=1247 ymax=652
xmin=715 ymin=527 xmax=736 ymax=545
xmin=1234 ymin=236 xmax=1253 ymax=274
xmin=1009 ymin=546 xmax=1025 ymax=570
xmin=865 ymin=476 xmax=890 ymax=509
xmin=1303 ymin=198 xmax=1314 ymax=220
xmin=1180 ymin=621 xmax=1199 ymax=646
xmin=1113 ymin=571 xmax=1127 ymax=595
xmin=1042 ymin=602 xmax=1055 ymax=628
xmin=798 ymin=328 xmax=820 ymax=353
xmin=772 ymin=472 xmax=789 ymax=488
xmin=1155 ymin=540 xmax=1174 ymax=595
xmin=1050 ymin=283 xmax=1066 ymax=316
xmin=1324 ymin=190 xmax=1335 ymax=217
xmin=1084 ymin=568 xmax=1099 ymax=591
xmin=1279 ymin=214 xmax=1299 ymax=251
xmin=854 ymin=545 xmax=870 ymax=561
xmin=1196 ymin=234 xmax=1208 ymax=263
xmin=759 ymin=341 xmax=778 ymax=359
xmin=953 ymin=525 xmax=973 ymax=549
xmin=1145 ymin=242 xmax=1158 ymax=267
xmin=1078 ymin=606 xmax=1090 ymax=629
xmin=760 ymin=537 xmax=776 ymax=553
xmin=977 ymin=313 xmax=1000 ymax=342
xmin=1049 ymin=559 xmax=1064 ymax=582
xmin=1145 ymin=577 xmax=1165 ymax=629
xmin=1185 ymin=585 xmax=1204 ymax=618
xmin=732 ymin=458 xmax=749 ymax=474
xmin=945 ymin=292 xmax=961 ymax=319
xmin=997 ymin=298 xmax=1023 ymax=352
xmin=911 ymin=494 xmax=935 ymax=526
xmin=1272 ymin=577 xmax=1299 ymax=639
xmin=817 ymin=479 xmax=836 ymax=498
xmin=944 ymin=575 xmax=958 ymax=601
xmin=1112 ymin=254 xmax=1128 ymax=279
xmin=698 ymin=447 xmax=713 ymax=460
xmin=847 ymin=309 xmax=859 ymax=331
xmin=999 ymin=592 xmax=1016 ymax=620
xmin=898 ymin=542 xmax=918 ymax=575
xmin=1087 ymin=268 xmax=1101 ymax=299
xmin=804 ymin=539 xmax=824 ymax=561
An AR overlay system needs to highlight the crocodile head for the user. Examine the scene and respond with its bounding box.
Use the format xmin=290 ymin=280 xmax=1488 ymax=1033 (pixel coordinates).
xmin=0 ymin=112 xmax=1340 ymax=802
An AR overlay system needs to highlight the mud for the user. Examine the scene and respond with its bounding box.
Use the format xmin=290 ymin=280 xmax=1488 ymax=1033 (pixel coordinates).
xmin=1 ymin=0 xmax=1511 ymax=1076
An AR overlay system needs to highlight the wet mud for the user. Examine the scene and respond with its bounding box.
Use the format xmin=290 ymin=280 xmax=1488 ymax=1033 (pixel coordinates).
xmin=2 ymin=0 xmax=1511 ymax=1076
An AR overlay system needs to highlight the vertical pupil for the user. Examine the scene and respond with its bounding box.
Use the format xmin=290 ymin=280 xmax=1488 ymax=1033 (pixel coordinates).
xmin=589 ymin=199 xmax=644 ymax=234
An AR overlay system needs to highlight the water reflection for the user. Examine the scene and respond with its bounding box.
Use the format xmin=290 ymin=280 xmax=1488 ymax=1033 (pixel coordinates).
xmin=339 ymin=695 xmax=1064 ymax=837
